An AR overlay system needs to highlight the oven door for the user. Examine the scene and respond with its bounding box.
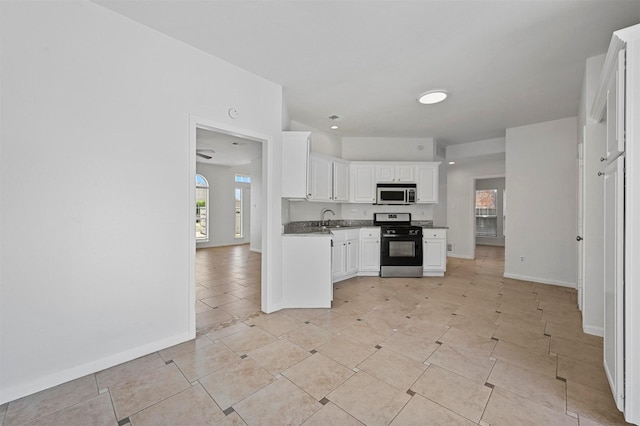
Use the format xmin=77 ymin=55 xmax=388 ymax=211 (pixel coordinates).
xmin=380 ymin=234 xmax=423 ymax=267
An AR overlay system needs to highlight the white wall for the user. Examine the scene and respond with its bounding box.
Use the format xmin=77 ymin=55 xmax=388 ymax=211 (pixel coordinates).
xmin=250 ymin=157 xmax=263 ymax=252
xmin=504 ymin=117 xmax=578 ymax=287
xmin=447 ymin=157 xmax=506 ymax=259
xmin=447 ymin=138 xmax=506 ymax=161
xmin=342 ymin=137 xmax=435 ymax=161
xmin=195 ymin=163 xmax=251 ymax=248
xmin=0 ymin=1 xmax=282 ymax=404
xmin=290 ymin=120 xmax=342 ymax=157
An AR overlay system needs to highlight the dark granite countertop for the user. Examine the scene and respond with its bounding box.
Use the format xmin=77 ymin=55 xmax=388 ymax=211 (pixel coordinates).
xmin=283 ymin=220 xmax=445 ymax=234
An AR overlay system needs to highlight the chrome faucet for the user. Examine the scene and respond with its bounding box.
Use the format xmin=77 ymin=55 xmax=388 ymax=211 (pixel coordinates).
xmin=320 ymin=208 xmax=335 ymax=227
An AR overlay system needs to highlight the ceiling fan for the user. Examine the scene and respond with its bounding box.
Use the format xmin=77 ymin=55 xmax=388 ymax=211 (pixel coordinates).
xmin=196 ymin=149 xmax=215 ymax=159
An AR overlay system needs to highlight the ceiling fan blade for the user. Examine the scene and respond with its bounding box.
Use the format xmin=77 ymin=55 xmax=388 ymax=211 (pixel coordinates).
xmin=196 ymin=152 xmax=212 ymax=159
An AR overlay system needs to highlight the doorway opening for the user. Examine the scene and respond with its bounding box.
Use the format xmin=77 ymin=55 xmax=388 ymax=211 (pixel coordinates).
xmin=188 ymin=116 xmax=271 ymax=336
xmin=471 ymin=176 xmax=506 ymax=262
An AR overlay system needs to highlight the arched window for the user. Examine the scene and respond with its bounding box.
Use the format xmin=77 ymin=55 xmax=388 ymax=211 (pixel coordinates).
xmin=195 ymin=174 xmax=209 ymax=241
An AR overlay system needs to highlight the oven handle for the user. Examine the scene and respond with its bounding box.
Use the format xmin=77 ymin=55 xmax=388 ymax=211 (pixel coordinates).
xmin=381 ymin=234 xmax=422 ymax=239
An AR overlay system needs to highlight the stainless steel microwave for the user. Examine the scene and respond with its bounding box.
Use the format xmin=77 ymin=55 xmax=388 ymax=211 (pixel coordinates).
xmin=376 ymin=183 xmax=417 ymax=205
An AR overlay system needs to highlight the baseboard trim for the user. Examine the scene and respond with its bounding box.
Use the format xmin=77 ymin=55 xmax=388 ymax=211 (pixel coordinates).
xmin=503 ymin=272 xmax=577 ymax=289
xmin=583 ymin=324 xmax=604 ymax=337
xmin=0 ymin=330 xmax=193 ymax=405
xmin=249 ymin=248 xmax=262 ymax=253
xmin=447 ymin=253 xmax=474 ymax=260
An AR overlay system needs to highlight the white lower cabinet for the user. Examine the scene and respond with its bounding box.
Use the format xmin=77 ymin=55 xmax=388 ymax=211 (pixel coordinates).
xmin=358 ymin=228 xmax=380 ymax=276
xmin=423 ymin=229 xmax=447 ymax=276
xmin=332 ymin=229 xmax=359 ymax=283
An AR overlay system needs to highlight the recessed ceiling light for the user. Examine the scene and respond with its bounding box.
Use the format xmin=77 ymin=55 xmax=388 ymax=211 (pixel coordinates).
xmin=418 ymin=90 xmax=448 ymax=105
xmin=330 ymin=125 xmax=339 ymax=130
xmin=448 ymin=161 xmax=456 ymax=165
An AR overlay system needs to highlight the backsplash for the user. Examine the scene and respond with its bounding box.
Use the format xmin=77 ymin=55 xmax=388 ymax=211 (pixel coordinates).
xmin=286 ymin=200 xmax=435 ymax=222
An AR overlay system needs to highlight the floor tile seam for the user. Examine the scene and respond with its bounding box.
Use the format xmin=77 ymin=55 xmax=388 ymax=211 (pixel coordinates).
xmin=412 ymin=387 xmax=491 ymax=424
xmin=112 ymin=372 xmax=194 ymax=422
xmin=196 ymin=370 xmax=272 ymax=417
xmin=97 ymin=356 xmax=171 ymax=390
xmin=6 ymin=380 xmax=105 ymax=426
xmin=486 ymin=383 xmax=571 ymax=418
xmin=555 ymin=352 xmax=604 ymax=368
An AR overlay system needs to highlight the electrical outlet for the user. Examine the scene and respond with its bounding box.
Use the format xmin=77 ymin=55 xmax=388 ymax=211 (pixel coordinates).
xmin=520 ymin=256 xmax=525 ymax=263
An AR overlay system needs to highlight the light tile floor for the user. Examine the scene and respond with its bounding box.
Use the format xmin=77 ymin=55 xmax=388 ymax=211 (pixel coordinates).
xmin=1 ymin=244 xmax=631 ymax=425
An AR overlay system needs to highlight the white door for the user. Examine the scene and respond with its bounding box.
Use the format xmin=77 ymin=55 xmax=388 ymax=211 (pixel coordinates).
xmin=603 ymin=154 xmax=624 ymax=410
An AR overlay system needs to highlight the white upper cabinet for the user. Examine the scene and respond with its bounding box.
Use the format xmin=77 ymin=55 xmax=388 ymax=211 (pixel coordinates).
xmin=350 ymin=161 xmax=439 ymax=203
xmin=350 ymin=163 xmax=376 ymax=203
xmin=375 ymin=164 xmax=414 ymax=182
xmin=308 ymin=154 xmax=333 ymax=201
xmin=333 ymin=159 xmax=349 ymax=202
xmin=415 ymin=164 xmax=439 ymax=203
xmin=281 ymin=131 xmax=310 ymax=199
xmin=308 ymin=153 xmax=349 ymax=202
xmin=606 ymin=48 xmax=626 ymax=162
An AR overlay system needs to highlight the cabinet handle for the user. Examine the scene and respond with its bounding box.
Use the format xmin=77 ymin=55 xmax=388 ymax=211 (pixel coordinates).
xmin=598 ymin=172 xmax=604 ymax=176
xmin=601 ymin=157 xmax=606 ymax=162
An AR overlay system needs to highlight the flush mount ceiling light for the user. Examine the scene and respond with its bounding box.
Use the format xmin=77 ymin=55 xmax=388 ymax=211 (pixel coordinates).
xmin=448 ymin=161 xmax=456 ymax=165
xmin=418 ymin=90 xmax=448 ymax=105
xmin=330 ymin=125 xmax=339 ymax=130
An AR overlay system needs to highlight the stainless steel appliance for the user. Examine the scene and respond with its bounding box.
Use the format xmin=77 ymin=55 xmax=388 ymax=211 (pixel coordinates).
xmin=376 ymin=183 xmax=416 ymax=205
xmin=374 ymin=213 xmax=423 ymax=277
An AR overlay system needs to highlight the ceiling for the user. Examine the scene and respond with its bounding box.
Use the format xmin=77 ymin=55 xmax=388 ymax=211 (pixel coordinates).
xmin=196 ymin=128 xmax=262 ymax=167
xmin=95 ymin=1 xmax=640 ymax=145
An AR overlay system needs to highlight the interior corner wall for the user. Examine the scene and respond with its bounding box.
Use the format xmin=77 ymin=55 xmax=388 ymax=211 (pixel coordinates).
xmin=0 ymin=0 xmax=282 ymax=404
xmin=504 ymin=117 xmax=578 ymax=287
xmin=195 ymin=163 xmax=251 ymax=248
xmin=446 ymin=157 xmax=505 ymax=259
xmin=432 ymin=140 xmax=447 ymax=226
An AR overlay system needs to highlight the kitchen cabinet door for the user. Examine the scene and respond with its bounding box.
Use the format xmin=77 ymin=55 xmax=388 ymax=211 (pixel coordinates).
xmin=333 ymin=160 xmax=349 ymax=201
xmin=281 ymin=131 xmax=310 ymax=198
xmin=423 ymin=229 xmax=446 ymax=276
xmin=332 ymin=240 xmax=347 ymax=281
xmin=416 ymin=164 xmax=439 ymax=203
xmin=375 ymin=165 xmax=396 ymax=182
xmin=359 ymin=236 xmax=380 ymax=274
xmin=375 ymin=164 xmax=415 ymax=183
xmin=346 ymin=239 xmax=359 ymax=276
xmin=350 ymin=164 xmax=376 ymax=203
xmin=396 ymin=165 xmax=415 ymax=182
xmin=308 ymin=154 xmax=332 ymax=201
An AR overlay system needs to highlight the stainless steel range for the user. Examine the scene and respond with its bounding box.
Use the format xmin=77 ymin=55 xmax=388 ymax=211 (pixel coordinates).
xmin=374 ymin=213 xmax=423 ymax=278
